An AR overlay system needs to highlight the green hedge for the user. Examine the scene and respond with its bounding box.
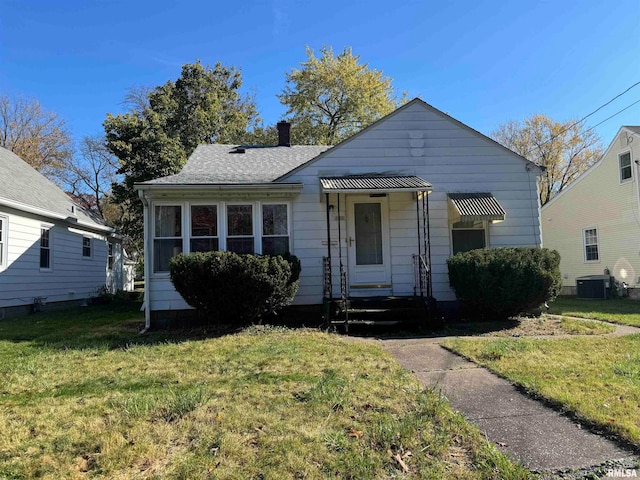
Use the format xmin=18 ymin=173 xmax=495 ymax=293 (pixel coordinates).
xmin=447 ymin=247 xmax=561 ymax=320
xmin=169 ymin=251 xmax=301 ymax=325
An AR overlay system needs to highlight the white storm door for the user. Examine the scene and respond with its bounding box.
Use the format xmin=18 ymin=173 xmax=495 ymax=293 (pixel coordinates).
xmin=346 ymin=196 xmax=391 ymax=288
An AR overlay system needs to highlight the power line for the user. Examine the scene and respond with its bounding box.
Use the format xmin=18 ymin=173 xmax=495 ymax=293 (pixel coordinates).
xmin=522 ymin=81 xmax=640 ymax=158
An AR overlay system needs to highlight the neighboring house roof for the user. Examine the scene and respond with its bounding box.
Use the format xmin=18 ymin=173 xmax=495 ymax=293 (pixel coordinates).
xmin=141 ymin=144 xmax=331 ymax=185
xmin=0 ymin=147 xmax=112 ymax=232
xmin=624 ymin=126 xmax=640 ymax=135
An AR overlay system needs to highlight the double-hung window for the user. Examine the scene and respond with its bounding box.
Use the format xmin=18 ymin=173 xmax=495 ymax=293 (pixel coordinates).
xmin=40 ymin=227 xmax=51 ymax=269
xmin=191 ymin=205 xmax=219 ymax=252
xmin=154 ymin=205 xmax=182 ymax=272
xmin=620 ymin=152 xmax=632 ymax=182
xmin=108 ymin=242 xmax=114 ymax=270
xmin=583 ymin=227 xmax=599 ymax=262
xmin=227 ymin=204 xmax=254 ymax=254
xmin=262 ymin=204 xmax=289 ymax=255
xmin=82 ymin=237 xmax=92 ymax=258
xmin=0 ymin=216 xmax=6 ymax=269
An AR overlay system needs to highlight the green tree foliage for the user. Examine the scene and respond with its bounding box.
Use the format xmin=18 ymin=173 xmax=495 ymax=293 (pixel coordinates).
xmin=279 ymin=46 xmax=403 ymax=145
xmin=492 ymin=114 xmax=603 ymax=206
xmin=169 ymin=251 xmax=301 ymax=325
xmin=105 ymin=61 xmax=258 ymax=247
xmin=447 ymin=247 xmax=562 ymax=321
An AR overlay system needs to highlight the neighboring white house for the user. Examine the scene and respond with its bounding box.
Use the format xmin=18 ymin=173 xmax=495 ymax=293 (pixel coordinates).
xmin=136 ymin=98 xmax=544 ymax=328
xmin=541 ymin=126 xmax=640 ymax=295
xmin=0 ymin=147 xmax=126 ymax=317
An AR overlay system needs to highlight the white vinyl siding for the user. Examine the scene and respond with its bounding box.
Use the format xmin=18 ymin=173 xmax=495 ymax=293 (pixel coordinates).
xmin=0 ymin=207 xmax=114 ymax=309
xmin=619 ymin=151 xmax=632 ymax=182
xmin=583 ymin=227 xmax=599 ymax=262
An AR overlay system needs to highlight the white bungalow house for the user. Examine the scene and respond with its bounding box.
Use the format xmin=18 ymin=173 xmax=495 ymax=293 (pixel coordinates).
xmin=0 ymin=147 xmax=126 ymax=317
xmin=541 ymin=126 xmax=640 ymax=296
xmin=136 ymin=98 xmax=544 ymax=329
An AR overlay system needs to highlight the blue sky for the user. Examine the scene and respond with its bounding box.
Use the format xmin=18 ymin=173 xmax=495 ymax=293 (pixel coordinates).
xmin=1 ymin=0 xmax=639 ymax=149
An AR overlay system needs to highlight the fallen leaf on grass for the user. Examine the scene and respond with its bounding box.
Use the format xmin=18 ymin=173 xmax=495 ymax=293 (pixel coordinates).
xmin=387 ymin=449 xmax=410 ymax=473
xmin=348 ymin=428 xmax=363 ymax=438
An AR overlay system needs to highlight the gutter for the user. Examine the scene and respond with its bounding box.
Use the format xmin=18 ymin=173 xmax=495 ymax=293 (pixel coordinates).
xmin=134 ymin=182 xmax=304 ymax=193
xmin=138 ymin=189 xmax=151 ymax=331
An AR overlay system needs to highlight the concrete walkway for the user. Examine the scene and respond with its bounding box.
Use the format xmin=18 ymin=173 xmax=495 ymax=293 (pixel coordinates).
xmin=352 ymin=329 xmax=640 ymax=475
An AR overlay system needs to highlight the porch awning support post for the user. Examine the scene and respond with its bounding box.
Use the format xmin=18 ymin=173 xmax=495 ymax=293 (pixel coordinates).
xmin=423 ymin=191 xmax=432 ymax=298
xmin=415 ymin=193 xmax=423 ymax=296
xmin=337 ymin=193 xmax=348 ymax=329
xmin=325 ymin=193 xmax=332 ymax=300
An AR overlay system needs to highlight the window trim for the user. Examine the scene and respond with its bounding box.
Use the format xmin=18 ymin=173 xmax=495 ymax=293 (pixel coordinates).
xmin=107 ymin=242 xmax=114 ymax=270
xmin=226 ymin=202 xmax=256 ymax=254
xmin=583 ymin=226 xmax=599 ymax=263
xmin=0 ymin=215 xmax=7 ymax=271
xmin=82 ymin=236 xmax=92 ymax=259
xmin=152 ymin=203 xmax=184 ymax=274
xmin=619 ymin=151 xmax=633 ymax=184
xmin=449 ymin=219 xmax=488 ymax=256
xmin=40 ymin=224 xmax=53 ymax=271
xmin=260 ymin=202 xmax=291 ymax=255
xmin=189 ymin=202 xmax=221 ymax=254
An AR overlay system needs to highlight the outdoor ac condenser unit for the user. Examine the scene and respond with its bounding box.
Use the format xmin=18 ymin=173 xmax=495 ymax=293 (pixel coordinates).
xmin=576 ymin=275 xmax=611 ymax=299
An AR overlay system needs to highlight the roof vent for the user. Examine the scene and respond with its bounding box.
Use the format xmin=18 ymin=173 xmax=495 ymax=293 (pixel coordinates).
xmin=277 ymin=121 xmax=291 ymax=147
xmin=70 ymin=205 xmax=76 ymax=215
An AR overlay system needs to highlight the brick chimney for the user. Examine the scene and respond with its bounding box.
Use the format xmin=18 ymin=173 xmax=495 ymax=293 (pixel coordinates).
xmin=277 ymin=121 xmax=291 ymax=147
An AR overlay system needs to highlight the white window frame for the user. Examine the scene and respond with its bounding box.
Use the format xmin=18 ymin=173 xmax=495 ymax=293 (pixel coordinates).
xmin=40 ymin=224 xmax=53 ymax=271
xmin=189 ymin=202 xmax=221 ymax=254
xmin=583 ymin=227 xmax=599 ymax=263
xmin=225 ymin=202 xmax=256 ymax=254
xmin=152 ymin=203 xmax=184 ymax=274
xmin=619 ymin=151 xmax=632 ymax=183
xmin=450 ymin=219 xmax=488 ymax=255
xmin=260 ymin=202 xmax=291 ymax=256
xmin=107 ymin=242 xmax=114 ymax=271
xmin=82 ymin=236 xmax=92 ymax=259
xmin=0 ymin=215 xmax=7 ymax=271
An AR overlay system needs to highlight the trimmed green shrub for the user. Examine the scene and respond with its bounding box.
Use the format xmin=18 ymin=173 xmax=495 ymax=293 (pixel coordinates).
xmin=169 ymin=251 xmax=300 ymax=325
xmin=447 ymin=247 xmax=561 ymax=321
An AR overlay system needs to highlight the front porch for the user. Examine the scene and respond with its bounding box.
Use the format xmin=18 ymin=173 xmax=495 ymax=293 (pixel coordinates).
xmin=318 ymin=175 xmax=439 ymax=332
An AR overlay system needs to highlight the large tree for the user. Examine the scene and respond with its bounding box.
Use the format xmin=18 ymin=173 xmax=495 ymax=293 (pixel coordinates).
xmin=278 ymin=46 xmax=403 ymax=145
xmin=492 ymin=114 xmax=603 ymax=206
xmin=0 ymin=94 xmax=73 ymax=179
xmin=105 ymin=61 xmax=258 ymax=248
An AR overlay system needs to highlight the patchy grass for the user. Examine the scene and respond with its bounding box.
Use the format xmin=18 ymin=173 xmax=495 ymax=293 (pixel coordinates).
xmin=0 ymin=304 xmax=530 ymax=479
xmin=443 ymin=315 xmax=615 ymax=337
xmin=444 ymin=335 xmax=640 ymax=448
xmin=549 ymin=296 xmax=640 ymax=327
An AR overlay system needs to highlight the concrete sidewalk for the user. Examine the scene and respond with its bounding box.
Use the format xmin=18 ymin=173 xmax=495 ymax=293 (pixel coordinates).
xmin=377 ymin=338 xmax=639 ymax=475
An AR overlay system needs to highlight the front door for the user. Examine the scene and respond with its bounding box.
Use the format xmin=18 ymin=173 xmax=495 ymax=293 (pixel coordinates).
xmin=347 ymin=195 xmax=391 ymax=294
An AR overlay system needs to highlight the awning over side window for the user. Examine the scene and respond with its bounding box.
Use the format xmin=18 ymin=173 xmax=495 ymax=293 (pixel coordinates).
xmin=320 ymin=175 xmax=432 ymax=193
xmin=447 ymin=192 xmax=506 ymax=223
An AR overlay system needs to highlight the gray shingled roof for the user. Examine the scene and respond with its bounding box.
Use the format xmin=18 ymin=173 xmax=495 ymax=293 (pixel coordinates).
xmin=320 ymin=175 xmax=431 ymax=192
xmin=624 ymin=126 xmax=640 ymax=135
xmin=0 ymin=147 xmax=110 ymax=230
xmin=448 ymin=192 xmax=506 ymax=222
xmin=142 ymin=144 xmax=331 ymax=185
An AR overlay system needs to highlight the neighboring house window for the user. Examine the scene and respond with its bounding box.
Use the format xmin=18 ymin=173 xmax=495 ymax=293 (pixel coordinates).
xmin=619 ymin=152 xmax=632 ymax=182
xmin=451 ymin=220 xmax=486 ymax=255
xmin=82 ymin=237 xmax=92 ymax=257
xmin=262 ymin=204 xmax=289 ymax=255
xmin=40 ymin=227 xmax=51 ymax=269
xmin=108 ymin=243 xmax=114 ymax=270
xmin=0 ymin=216 xmax=6 ymax=269
xmin=191 ymin=205 xmax=219 ymax=252
xmin=584 ymin=227 xmax=599 ymax=262
xmin=227 ymin=204 xmax=254 ymax=254
xmin=154 ymin=205 xmax=182 ymax=272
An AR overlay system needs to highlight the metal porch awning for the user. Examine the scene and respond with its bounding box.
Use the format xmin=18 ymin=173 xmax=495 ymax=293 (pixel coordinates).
xmin=447 ymin=192 xmax=506 ymax=223
xmin=320 ymin=175 xmax=432 ymax=193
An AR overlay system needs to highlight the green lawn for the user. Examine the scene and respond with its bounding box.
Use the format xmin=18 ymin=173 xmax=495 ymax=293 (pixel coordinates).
xmin=549 ymin=296 xmax=640 ymax=327
xmin=0 ymin=303 xmax=530 ymax=479
xmin=444 ymin=335 xmax=640 ymax=448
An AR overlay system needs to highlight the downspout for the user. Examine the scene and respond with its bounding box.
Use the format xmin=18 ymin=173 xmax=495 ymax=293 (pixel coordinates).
xmin=138 ymin=188 xmax=151 ymax=332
